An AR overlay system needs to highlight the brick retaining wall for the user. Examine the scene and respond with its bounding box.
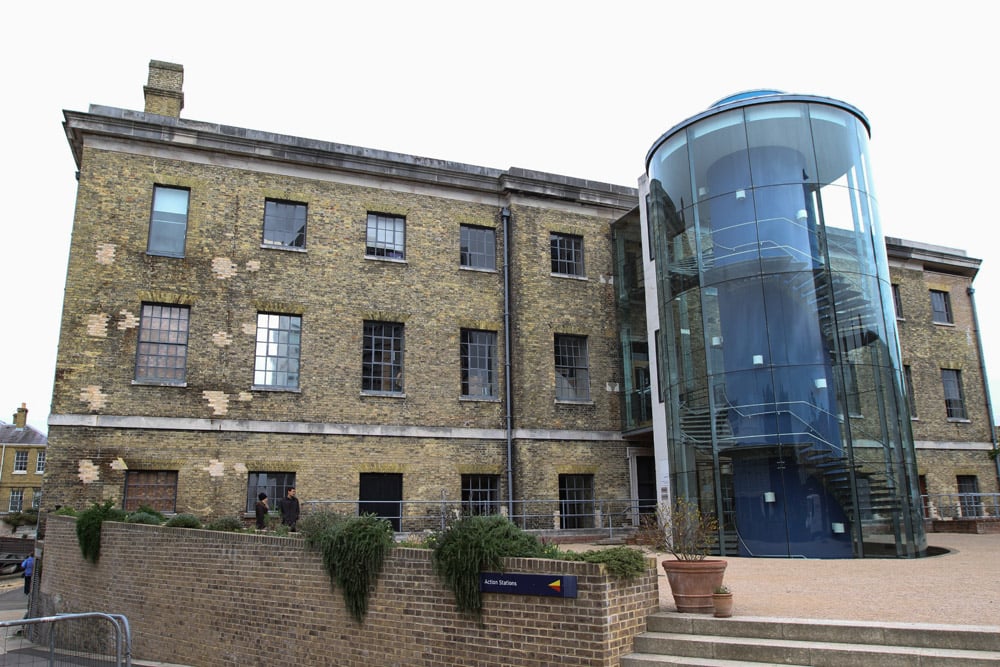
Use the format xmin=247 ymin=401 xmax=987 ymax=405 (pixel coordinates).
xmin=37 ymin=516 xmax=659 ymax=666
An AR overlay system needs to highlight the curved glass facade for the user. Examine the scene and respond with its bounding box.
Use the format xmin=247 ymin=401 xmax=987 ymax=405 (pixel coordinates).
xmin=645 ymin=93 xmax=926 ymax=558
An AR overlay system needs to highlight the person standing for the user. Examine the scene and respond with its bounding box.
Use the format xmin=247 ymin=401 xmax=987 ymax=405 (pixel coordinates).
xmin=254 ymin=492 xmax=269 ymax=530
xmin=279 ymin=487 xmax=300 ymax=531
xmin=21 ymin=553 xmax=34 ymax=595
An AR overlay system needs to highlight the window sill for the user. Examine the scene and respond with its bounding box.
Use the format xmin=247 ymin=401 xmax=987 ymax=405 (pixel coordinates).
xmin=460 ymin=266 xmax=498 ymax=274
xmin=251 ymin=386 xmax=301 ymax=393
xmin=12 ymin=471 xmax=26 ymax=475
xmin=364 ymin=255 xmax=407 ymax=264
xmin=460 ymin=395 xmax=500 ymax=403
xmin=132 ymin=380 xmax=187 ymax=388
xmin=946 ymin=418 xmax=971 ymax=424
xmin=932 ymin=321 xmax=956 ymax=327
xmin=550 ymin=272 xmax=588 ymax=281
xmin=145 ymin=251 xmax=186 ymax=259
xmin=555 ymin=399 xmax=594 ymax=406
xmin=361 ymin=391 xmax=406 ymax=398
xmin=260 ymin=243 xmax=307 ymax=253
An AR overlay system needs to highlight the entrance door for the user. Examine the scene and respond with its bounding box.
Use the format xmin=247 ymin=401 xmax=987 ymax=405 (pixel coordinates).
xmin=635 ymin=456 xmax=657 ymax=516
xmin=359 ymin=473 xmax=403 ymax=531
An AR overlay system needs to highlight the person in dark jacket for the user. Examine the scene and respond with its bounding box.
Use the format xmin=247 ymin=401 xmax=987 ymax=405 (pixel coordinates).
xmin=254 ymin=492 xmax=269 ymax=530
xmin=279 ymin=487 xmax=300 ymax=531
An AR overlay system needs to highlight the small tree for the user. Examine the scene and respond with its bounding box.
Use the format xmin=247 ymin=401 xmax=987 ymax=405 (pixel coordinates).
xmin=659 ymin=496 xmax=719 ymax=561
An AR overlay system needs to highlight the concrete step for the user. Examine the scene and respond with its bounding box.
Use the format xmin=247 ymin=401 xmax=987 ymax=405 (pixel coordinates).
xmin=621 ymin=614 xmax=1000 ymax=666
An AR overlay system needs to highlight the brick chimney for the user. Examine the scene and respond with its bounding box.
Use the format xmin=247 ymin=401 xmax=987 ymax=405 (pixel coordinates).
xmin=13 ymin=403 xmax=27 ymax=429
xmin=143 ymin=60 xmax=184 ymax=118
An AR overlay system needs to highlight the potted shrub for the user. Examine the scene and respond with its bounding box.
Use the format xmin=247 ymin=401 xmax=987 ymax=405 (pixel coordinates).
xmin=712 ymin=584 xmax=734 ymax=618
xmin=658 ymin=496 xmax=727 ymax=614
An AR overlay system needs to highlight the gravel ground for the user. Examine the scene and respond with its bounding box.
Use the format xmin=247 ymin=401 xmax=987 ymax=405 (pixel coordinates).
xmin=566 ymin=532 xmax=1000 ymax=627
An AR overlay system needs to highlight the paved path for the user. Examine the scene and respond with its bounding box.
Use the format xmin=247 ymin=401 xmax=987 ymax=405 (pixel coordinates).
xmin=572 ymin=532 xmax=1000 ymax=627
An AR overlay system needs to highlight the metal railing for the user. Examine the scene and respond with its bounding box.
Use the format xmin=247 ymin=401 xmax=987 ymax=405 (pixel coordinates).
xmin=0 ymin=613 xmax=131 ymax=666
xmin=302 ymin=497 xmax=653 ymax=538
xmin=922 ymin=493 xmax=1000 ymax=520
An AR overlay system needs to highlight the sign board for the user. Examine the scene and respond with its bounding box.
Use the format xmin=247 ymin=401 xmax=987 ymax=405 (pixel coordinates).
xmin=479 ymin=572 xmax=578 ymax=598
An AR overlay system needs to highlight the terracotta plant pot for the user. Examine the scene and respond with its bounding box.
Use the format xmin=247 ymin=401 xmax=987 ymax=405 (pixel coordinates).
xmin=661 ymin=559 xmax=728 ymax=614
xmin=712 ymin=592 xmax=734 ymax=618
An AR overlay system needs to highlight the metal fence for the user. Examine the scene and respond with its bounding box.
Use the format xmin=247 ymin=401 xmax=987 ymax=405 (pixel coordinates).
xmin=302 ymin=497 xmax=654 ymax=539
xmin=0 ymin=613 xmax=131 ymax=666
xmin=922 ymin=493 xmax=1000 ymax=520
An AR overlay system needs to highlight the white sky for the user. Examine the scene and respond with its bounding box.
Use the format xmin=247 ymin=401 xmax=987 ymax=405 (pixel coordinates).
xmin=2 ymin=1 xmax=997 ymax=434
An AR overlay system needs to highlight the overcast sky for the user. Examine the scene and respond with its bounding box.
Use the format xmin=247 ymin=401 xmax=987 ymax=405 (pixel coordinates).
xmin=2 ymin=1 xmax=997 ymax=433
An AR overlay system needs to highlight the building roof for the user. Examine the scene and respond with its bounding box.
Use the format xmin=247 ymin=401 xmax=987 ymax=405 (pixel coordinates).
xmin=0 ymin=423 xmax=47 ymax=446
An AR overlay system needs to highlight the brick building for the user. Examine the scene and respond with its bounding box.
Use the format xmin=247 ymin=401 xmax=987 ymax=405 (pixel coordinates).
xmin=0 ymin=404 xmax=46 ymax=518
xmin=43 ymin=62 xmax=996 ymax=546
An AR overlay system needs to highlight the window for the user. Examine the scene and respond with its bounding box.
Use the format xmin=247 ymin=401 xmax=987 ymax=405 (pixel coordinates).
xmin=31 ymin=488 xmax=41 ymax=510
xmin=930 ymin=290 xmax=953 ymax=324
xmin=843 ymin=362 xmax=862 ymax=416
xmin=366 ymin=213 xmax=405 ymax=259
xmin=904 ymin=365 xmax=917 ymax=418
xmin=891 ymin=284 xmax=903 ymax=318
xmin=558 ymin=474 xmax=594 ymax=529
xmin=460 ymin=225 xmax=496 ymax=270
xmin=461 ymin=329 xmax=497 ymax=398
xmin=362 ymin=321 xmax=404 ymax=393
xmin=941 ymin=368 xmax=967 ymax=419
xmin=8 ymin=489 xmax=23 ymax=513
xmin=147 ymin=185 xmax=189 ymax=257
xmin=263 ymin=199 xmax=307 ymax=249
xmin=461 ymin=475 xmax=500 ymax=516
xmin=123 ymin=470 xmax=178 ymax=513
xmin=254 ymin=313 xmax=301 ymax=389
xmin=35 ymin=451 xmax=45 ymax=474
xmin=246 ymin=472 xmax=296 ymax=513
xmin=554 ymin=334 xmax=590 ymax=401
xmin=13 ymin=451 xmax=27 ymax=473
xmin=550 ymin=232 xmax=584 ymax=276
xmin=135 ymin=304 xmax=190 ymax=384
xmin=957 ymin=475 xmax=982 ymax=517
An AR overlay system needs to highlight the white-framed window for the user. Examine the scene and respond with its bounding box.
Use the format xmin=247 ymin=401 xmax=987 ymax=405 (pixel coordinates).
xmin=31 ymin=488 xmax=41 ymax=510
xmin=147 ymin=185 xmax=189 ymax=257
xmin=13 ymin=451 xmax=28 ymax=473
xmin=550 ymin=232 xmax=584 ymax=276
xmin=35 ymin=451 xmax=45 ymax=474
xmin=460 ymin=224 xmax=496 ymax=270
xmin=366 ymin=213 xmax=405 ymax=259
xmin=253 ymin=313 xmax=302 ymax=390
xmin=8 ymin=489 xmax=23 ymax=513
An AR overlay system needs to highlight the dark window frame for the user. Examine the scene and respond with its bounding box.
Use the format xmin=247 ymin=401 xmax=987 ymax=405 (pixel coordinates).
xmin=891 ymin=284 xmax=903 ymax=319
xmin=135 ymin=303 xmax=190 ymax=385
xmin=262 ymin=199 xmax=308 ymax=249
xmin=362 ymin=320 xmax=404 ymax=394
xmin=554 ymin=334 xmax=591 ymax=401
xmin=461 ymin=329 xmax=497 ymax=398
xmin=461 ymin=474 xmax=500 ymax=516
xmin=253 ymin=313 xmax=302 ymax=390
xmin=904 ymin=365 xmax=918 ymax=418
xmin=550 ymin=232 xmax=585 ymax=276
xmin=941 ymin=368 xmax=967 ymax=419
xmin=246 ymin=471 xmax=296 ymax=514
xmin=460 ymin=224 xmax=496 ymax=270
xmin=123 ymin=470 xmax=178 ymax=513
xmin=558 ymin=474 xmax=595 ymax=529
xmin=147 ymin=185 xmax=189 ymax=257
xmin=366 ymin=212 xmax=406 ymax=260
xmin=930 ymin=289 xmax=953 ymax=324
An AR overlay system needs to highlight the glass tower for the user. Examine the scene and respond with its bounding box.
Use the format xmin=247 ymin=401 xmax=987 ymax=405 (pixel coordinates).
xmin=643 ymin=91 xmax=926 ymax=557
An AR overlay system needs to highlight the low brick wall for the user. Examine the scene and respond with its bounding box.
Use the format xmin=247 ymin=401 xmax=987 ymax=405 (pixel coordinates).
xmin=929 ymin=518 xmax=1000 ymax=534
xmin=37 ymin=516 xmax=659 ymax=666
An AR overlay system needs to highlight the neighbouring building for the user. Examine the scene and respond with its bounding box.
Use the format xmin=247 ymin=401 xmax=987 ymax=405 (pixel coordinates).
xmin=0 ymin=404 xmax=47 ymax=520
xmin=42 ymin=62 xmax=996 ymax=557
